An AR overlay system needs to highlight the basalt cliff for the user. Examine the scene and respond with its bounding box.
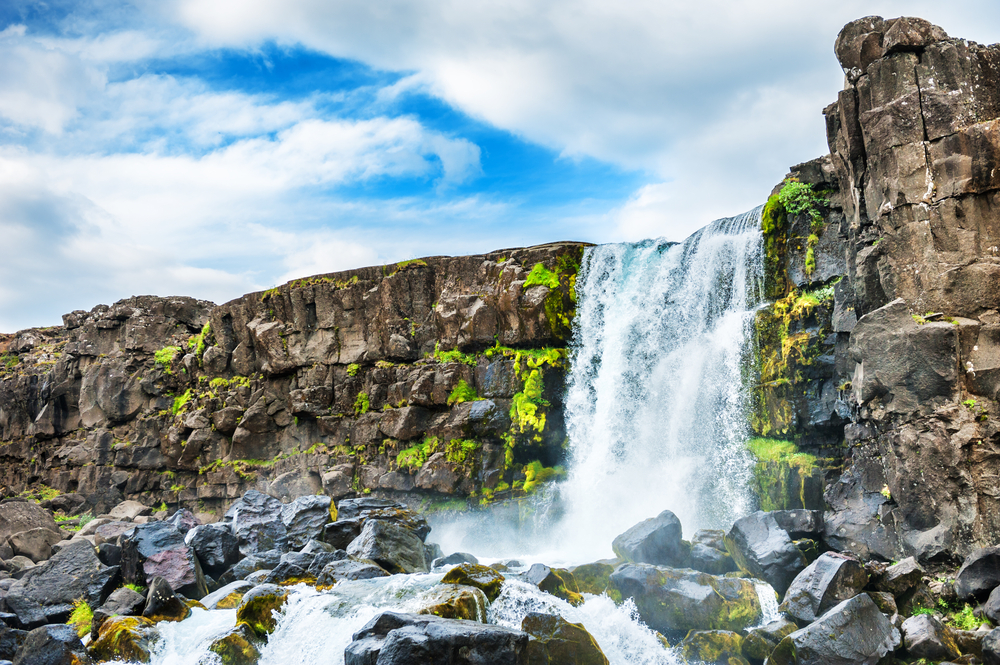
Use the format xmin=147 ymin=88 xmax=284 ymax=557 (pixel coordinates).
xmin=2 ymin=15 xmax=1000 ymax=571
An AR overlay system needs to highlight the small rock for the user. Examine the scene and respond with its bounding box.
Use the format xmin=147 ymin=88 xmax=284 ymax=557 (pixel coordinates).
xmin=901 ymin=613 xmax=961 ymax=661
xmin=441 ymin=563 xmax=505 ymax=603
xmin=522 ymin=612 xmax=609 ymax=665
xmin=280 ymin=495 xmax=331 ymax=550
xmin=166 ymin=509 xmax=199 ymax=536
xmin=569 ymin=562 xmax=619 ymax=601
xmin=743 ymin=618 xmax=798 ymax=663
xmin=690 ymin=543 xmax=736 ymax=575
xmin=91 ymin=586 xmax=146 ymax=638
xmin=93 ymin=521 xmax=133 ymax=547
xmin=185 ymin=523 xmax=240 ymax=579
xmin=236 ymin=584 xmax=290 ymax=637
xmin=8 ymin=528 xmax=63 ymax=563
xmin=982 ymin=627 xmax=1000 ymax=665
xmin=262 ymin=562 xmax=315 ymax=586
xmin=142 ymin=576 xmax=190 ymax=623
xmin=611 ymin=510 xmax=688 ymax=567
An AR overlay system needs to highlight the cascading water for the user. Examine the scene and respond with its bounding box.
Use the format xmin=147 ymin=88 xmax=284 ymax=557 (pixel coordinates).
xmin=109 ymin=209 xmax=768 ymax=665
xmin=553 ymin=206 xmax=765 ymax=559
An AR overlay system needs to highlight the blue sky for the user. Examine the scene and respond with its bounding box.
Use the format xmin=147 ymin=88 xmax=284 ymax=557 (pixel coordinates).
xmin=2 ymin=0 xmax=999 ymax=331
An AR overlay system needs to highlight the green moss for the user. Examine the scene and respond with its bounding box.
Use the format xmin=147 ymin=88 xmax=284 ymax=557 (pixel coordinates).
xmin=392 ymin=258 xmax=428 ymax=274
xmin=432 ymin=342 xmax=477 ymax=366
xmin=187 ymin=322 xmax=212 ymax=360
xmin=522 ymin=460 xmax=565 ymax=493
xmin=354 ymin=391 xmax=370 ymax=415
xmin=209 ymin=375 xmax=250 ymax=391
xmin=289 ymin=274 xmax=359 ymax=290
xmin=68 ymin=599 xmax=93 ymax=637
xmin=441 ymin=563 xmax=506 ymax=602
xmin=747 ymin=438 xmax=817 ymax=472
xmin=397 ymin=436 xmax=440 ymax=471
xmin=0 ymin=353 xmax=19 ymax=375
xmin=346 ymin=363 xmax=360 ymax=377
xmin=747 ymin=438 xmax=821 ymax=511
xmin=445 ymin=438 xmax=480 ymax=465
xmin=171 ymin=389 xmax=193 ymax=416
xmin=777 ymin=179 xmax=828 ymax=225
xmin=447 ymin=379 xmax=479 ymax=406
xmin=523 ymin=263 xmax=561 ymax=289
xmin=154 ymin=346 xmax=182 ymax=374
xmin=260 ymin=286 xmax=281 ymax=302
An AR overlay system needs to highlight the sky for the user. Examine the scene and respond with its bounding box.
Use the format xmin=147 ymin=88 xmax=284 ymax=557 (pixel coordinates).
xmin=2 ymin=1 xmax=999 ymax=332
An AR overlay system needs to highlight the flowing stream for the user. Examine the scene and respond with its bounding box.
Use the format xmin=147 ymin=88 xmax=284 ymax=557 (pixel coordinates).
xmin=112 ymin=208 xmax=768 ymax=665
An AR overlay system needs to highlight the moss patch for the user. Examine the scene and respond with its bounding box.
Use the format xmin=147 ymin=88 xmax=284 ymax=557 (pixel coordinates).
xmin=747 ymin=438 xmax=823 ymax=511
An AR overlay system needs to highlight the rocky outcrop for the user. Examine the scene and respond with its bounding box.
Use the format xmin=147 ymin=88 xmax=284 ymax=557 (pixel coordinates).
xmin=0 ymin=244 xmax=586 ymax=516
xmin=756 ymin=16 xmax=1000 ymax=564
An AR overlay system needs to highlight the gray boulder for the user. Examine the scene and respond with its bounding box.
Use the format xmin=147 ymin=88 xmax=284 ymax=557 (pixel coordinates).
xmin=901 ymin=614 xmax=960 ymax=661
xmin=316 ymin=559 xmax=389 ymax=585
xmin=119 ymin=521 xmax=208 ymax=599
xmin=689 ymin=543 xmax=736 ymax=575
xmin=8 ymin=529 xmax=63 ymax=563
xmin=346 ymin=520 xmax=428 ymax=574
xmin=307 ymin=550 xmax=348 ymax=577
xmin=611 ymin=510 xmax=687 ymax=567
xmin=725 ymin=511 xmax=806 ymax=596
xmin=875 ymin=556 xmax=924 ymax=597
xmin=770 ymin=510 xmax=823 ymax=539
xmin=609 ymin=563 xmax=762 ymax=634
xmin=185 ymin=523 xmax=240 ymax=579
xmin=779 ymin=552 xmax=869 ymax=624
xmin=5 ymin=540 xmax=120 ymax=628
xmin=432 ymin=552 xmax=479 ymax=569
xmin=955 ymin=545 xmax=1000 ymax=600
xmin=0 ymin=625 xmax=27 ymax=662
xmin=231 ymin=490 xmax=288 ymax=556
xmin=986 ymin=585 xmax=1000 ymax=624
xmin=281 ymin=495 xmax=332 ymax=550
xmin=984 ymin=627 xmax=1000 ymax=665
xmin=769 ymin=594 xmax=900 ymax=665
xmin=12 ymin=624 xmax=91 ymax=665
xmin=743 ymin=618 xmax=798 ymax=663
xmin=0 ymin=501 xmax=60 ymax=544
xmin=91 ymin=586 xmax=146 ymax=639
xmin=344 ymin=611 xmax=528 ymax=665
xmin=218 ymin=549 xmax=282 ymax=584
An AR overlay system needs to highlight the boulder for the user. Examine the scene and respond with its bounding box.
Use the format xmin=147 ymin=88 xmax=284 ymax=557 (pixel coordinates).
xmin=770 ymin=510 xmax=823 ymax=539
xmin=692 ymin=529 xmax=727 ymax=550
xmin=690 ymin=543 xmax=736 ymax=575
xmin=267 ymin=470 xmax=323 ymax=502
xmin=108 ymin=501 xmax=151 ymax=522
xmin=343 ymin=612 xmax=528 ymax=665
xmin=306 ymin=550 xmax=348 ymax=577
xmin=89 ymin=615 xmax=159 ymax=663
xmin=900 ymin=614 xmax=961 ymax=661
xmin=12 ymin=624 xmax=92 ymax=665
xmin=322 ymin=520 xmax=364 ymax=550
xmin=0 ymin=624 xmax=26 ymax=662
xmin=231 ymin=490 xmax=288 ymax=556
xmin=522 ymin=612 xmax=608 ymax=665
xmin=236 ymin=584 xmax=290 ymax=637
xmin=987 ymin=585 xmax=1000 ymax=624
xmin=119 ymin=521 xmax=208 ymax=599
xmin=166 ymin=508 xmax=199 ymax=536
xmin=316 ymin=559 xmax=390 ymax=586
xmin=569 ymin=562 xmax=618 ymax=600
xmin=207 ymin=623 xmax=262 ymax=665
xmin=142 ymin=576 xmax=190 ymax=623
xmin=96 ymin=543 xmax=122 ymax=567
xmin=93 ymin=521 xmax=133 ymax=547
xmin=336 ymin=499 xmax=431 ymax=541
xmin=184 ymin=523 xmax=240 ymax=579
xmin=743 ymin=618 xmax=798 ymax=663
xmin=678 ymin=630 xmax=744 ymax=665
xmin=414 ymin=584 xmax=487 ymax=622
xmin=5 ymin=540 xmax=120 ymax=628
xmin=0 ymin=502 xmax=60 ymax=544
xmin=300 ymin=539 xmax=334 ymax=554
xmin=91 ymin=586 xmax=146 ymax=638
xmin=611 ymin=510 xmax=688 ymax=567
xmin=610 ymin=563 xmax=762 ymax=634
xmin=955 ymin=545 xmax=1000 ymax=600
xmin=262 ymin=561 xmax=315 ymax=585
xmin=769 ymin=594 xmax=901 ymax=665
xmin=524 ymin=565 xmax=583 ymax=606
xmin=431 ymin=552 xmax=479 ymax=568
xmin=201 ymin=580 xmax=254 ymax=610
xmin=874 ymin=556 xmax=924 ymax=597
xmin=280 ymin=495 xmax=332 ymax=550
xmin=725 ymin=511 xmax=807 ymax=596
xmin=779 ymin=552 xmax=869 ymax=624
xmin=346 ymin=520 xmax=428 ymax=574
xmin=984 ymin=627 xmax=1000 ymax=665
xmin=218 ymin=550 xmax=282 ymax=584
xmin=8 ymin=529 xmax=63 ymax=563
xmin=441 ymin=564 xmax=506 ymax=603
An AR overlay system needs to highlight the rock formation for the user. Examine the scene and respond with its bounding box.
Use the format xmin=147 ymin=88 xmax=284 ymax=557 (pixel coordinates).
xmin=0 ymin=244 xmax=586 ymax=517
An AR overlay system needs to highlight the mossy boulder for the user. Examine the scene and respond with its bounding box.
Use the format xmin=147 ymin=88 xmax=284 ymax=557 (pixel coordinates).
xmin=610 ymin=564 xmax=762 ymax=634
xmin=525 ymin=564 xmax=584 ymax=606
xmin=89 ymin=615 xmax=160 ymax=663
xmin=203 ymin=580 xmax=255 ymax=610
xmin=742 ymin=618 xmax=798 ymax=662
xmin=679 ymin=630 xmax=746 ymax=665
xmin=143 ymin=576 xmax=191 ymax=623
xmin=570 ymin=562 xmax=621 ymax=603
xmin=522 ymin=612 xmax=608 ymax=665
xmin=208 ymin=623 xmax=263 ymax=665
xmin=441 ymin=563 xmax=505 ymax=603
xmin=415 ymin=584 xmax=487 ymax=621
xmin=236 ymin=584 xmax=290 ymax=637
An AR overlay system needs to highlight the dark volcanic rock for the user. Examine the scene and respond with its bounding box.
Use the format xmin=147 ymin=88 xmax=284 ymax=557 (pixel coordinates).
xmin=5 ymin=540 xmax=119 ymax=629
xmin=280 ymin=495 xmax=332 ymax=550
xmin=91 ymin=586 xmax=146 ymax=638
xmin=955 ymin=545 xmax=1000 ymax=600
xmin=611 ymin=510 xmax=687 ymax=567
xmin=901 ymin=613 xmax=960 ymax=661
xmin=120 ymin=521 xmax=208 ymax=599
xmin=725 ymin=511 xmax=806 ymax=596
xmin=231 ymin=490 xmax=288 ymax=556
xmin=185 ymin=523 xmax=240 ymax=579
xmin=432 ymin=552 xmax=479 ymax=568
xmin=142 ymin=576 xmax=190 ymax=622
xmin=12 ymin=624 xmax=92 ymax=665
xmin=316 ymin=559 xmax=389 ymax=585
xmin=0 ymin=625 xmax=27 ymax=661
xmin=343 ymin=611 xmax=528 ymax=665
xmin=609 ymin=563 xmax=762 ymax=634
xmin=770 ymin=510 xmax=823 ymax=539
xmin=689 ymin=543 xmax=736 ymax=575
xmin=345 ymin=519 xmax=428 ymax=574
xmin=768 ymin=594 xmax=900 ymax=665
xmin=521 ymin=612 xmax=608 ymax=665
xmin=779 ymin=552 xmax=869 ymax=624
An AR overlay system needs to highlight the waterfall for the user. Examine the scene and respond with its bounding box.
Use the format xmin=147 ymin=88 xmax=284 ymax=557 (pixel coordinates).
xmin=553 ymin=207 xmax=765 ymax=559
